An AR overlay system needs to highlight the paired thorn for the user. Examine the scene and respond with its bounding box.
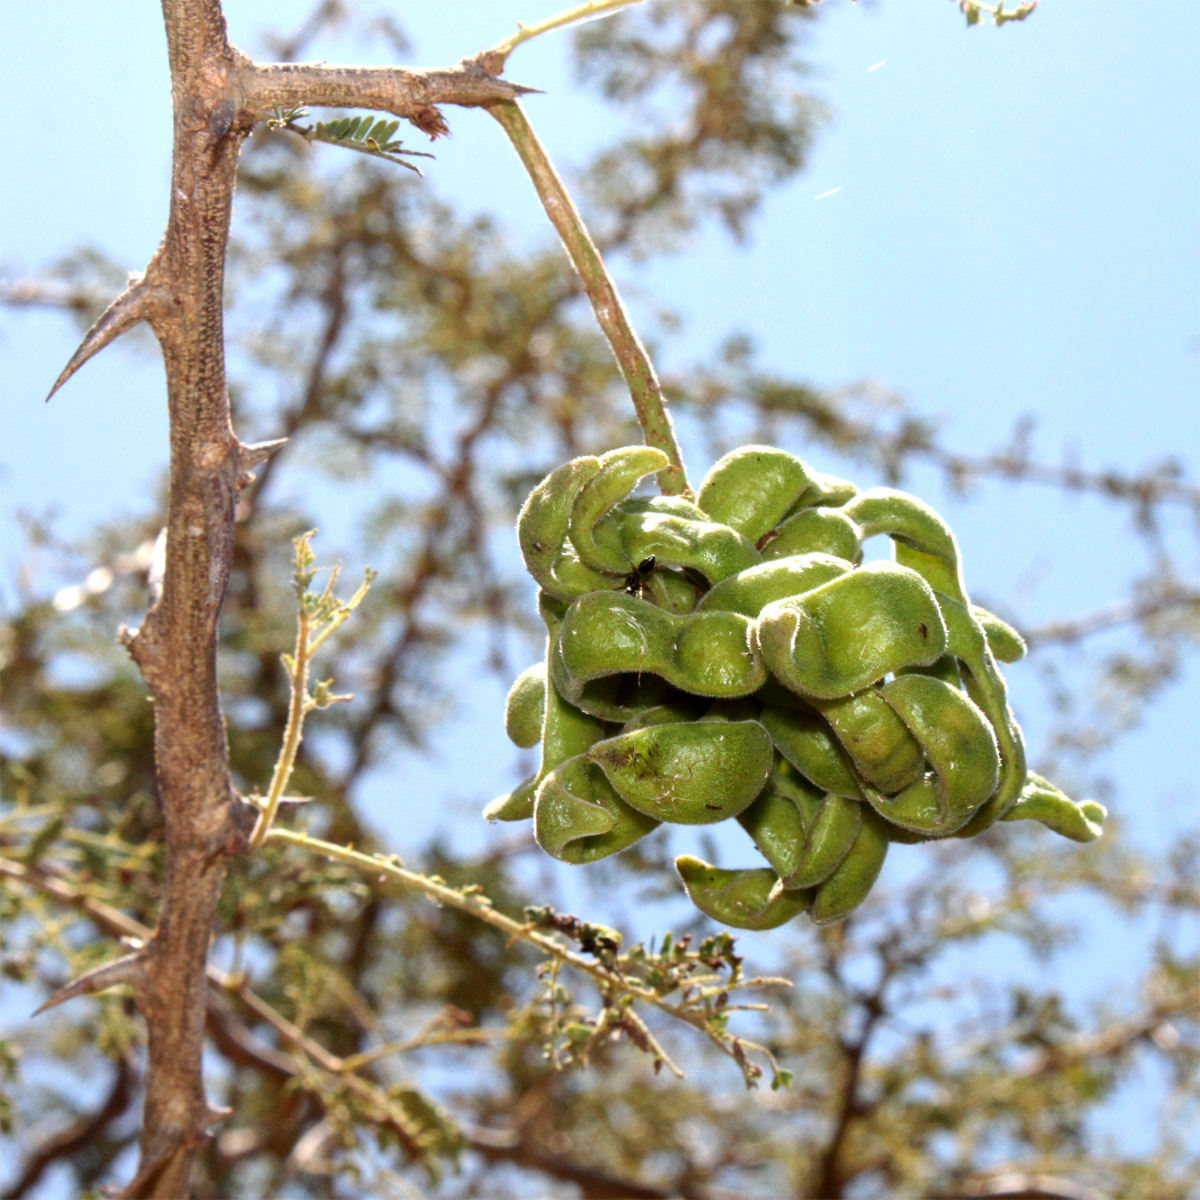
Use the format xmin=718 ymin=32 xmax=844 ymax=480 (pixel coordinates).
xmin=33 ymin=947 xmax=149 ymax=1016
xmin=45 ymin=274 xmax=156 ymax=402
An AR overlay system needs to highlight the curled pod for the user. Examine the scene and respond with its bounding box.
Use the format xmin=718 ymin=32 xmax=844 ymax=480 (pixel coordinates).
xmin=697 ymin=445 xmax=857 ymax=542
xmin=534 ymin=755 xmax=660 ymax=863
xmin=485 ymin=597 xmax=609 ymax=823
xmin=758 ymin=703 xmax=866 ymax=799
xmin=843 ymin=488 xmax=966 ymax=604
xmin=736 ymin=763 xmax=821 ymax=878
xmin=781 ymin=792 xmax=863 ymax=890
xmin=971 ymin=605 xmax=1027 ymax=663
xmin=587 ymin=718 xmax=774 ymax=825
xmin=552 ymin=591 xmax=768 ymax=708
xmin=485 ymin=772 xmax=538 ymax=823
xmin=568 ymin=445 xmax=669 ymax=574
xmin=696 ymin=554 xmax=852 ymax=618
xmin=619 ymin=509 xmax=761 ymax=586
xmin=503 ymin=662 xmax=546 ymax=750
xmin=760 ymin=507 xmax=863 ymax=563
xmin=517 ymin=456 xmax=616 ymax=601
xmin=675 ymin=856 xmax=810 ymax=930
xmin=1001 ymin=771 xmax=1106 ymax=843
xmin=755 ymin=562 xmax=948 ymax=700
xmin=933 ymin=592 xmax=1028 ymax=837
xmin=614 ymin=493 xmax=710 ymax=522
xmin=810 ymin=690 xmax=926 ymax=795
xmin=810 ymin=806 xmax=891 ymax=925
xmin=865 ymin=674 xmax=1000 ymax=836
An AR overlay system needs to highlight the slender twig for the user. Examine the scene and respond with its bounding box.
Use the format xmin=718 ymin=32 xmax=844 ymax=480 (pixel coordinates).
xmin=488 ymin=100 xmax=690 ymax=496
xmin=267 ymin=827 xmax=790 ymax=1079
xmin=1020 ymin=584 xmax=1200 ymax=648
xmin=488 ymin=0 xmax=647 ymax=59
xmin=249 ymin=545 xmax=373 ymax=850
xmin=248 ymin=599 xmax=310 ymax=850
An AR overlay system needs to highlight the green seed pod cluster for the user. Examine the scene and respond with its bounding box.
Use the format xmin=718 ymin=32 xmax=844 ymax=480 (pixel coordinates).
xmin=488 ymin=445 xmax=1106 ymax=929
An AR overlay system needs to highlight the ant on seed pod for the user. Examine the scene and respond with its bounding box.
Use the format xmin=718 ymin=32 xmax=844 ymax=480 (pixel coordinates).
xmin=622 ymin=555 xmax=656 ymax=598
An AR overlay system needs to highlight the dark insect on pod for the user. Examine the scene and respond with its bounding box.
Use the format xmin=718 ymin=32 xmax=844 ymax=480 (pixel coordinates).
xmin=623 ymin=555 xmax=657 ymax=597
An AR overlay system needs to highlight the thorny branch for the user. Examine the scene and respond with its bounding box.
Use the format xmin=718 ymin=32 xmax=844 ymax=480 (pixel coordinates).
xmin=2 ymin=855 xmax=761 ymax=1200
xmin=35 ymin=2 xmax=534 ymax=1192
xmin=265 ymin=827 xmax=791 ymax=1084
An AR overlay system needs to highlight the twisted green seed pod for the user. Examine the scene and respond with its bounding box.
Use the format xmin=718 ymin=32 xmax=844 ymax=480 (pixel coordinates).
xmin=485 ymin=773 xmax=538 ymax=823
xmin=502 ymin=443 xmax=1103 ymax=929
xmin=736 ymin=763 xmax=819 ymax=877
xmin=485 ymin=597 xmax=608 ymax=822
xmin=780 ymin=790 xmax=863 ymax=890
xmin=569 ymin=445 xmax=669 ymax=574
xmin=619 ymin=509 xmax=761 ymax=585
xmin=553 ymin=591 xmax=768 ymax=707
xmin=675 ymin=856 xmax=810 ymax=930
xmin=697 ymin=445 xmax=856 ymax=541
xmin=972 ymin=605 xmax=1027 ymax=663
xmin=809 ymin=807 xmax=891 ymax=925
xmin=587 ymin=718 xmax=774 ymax=824
xmin=758 ymin=703 xmax=866 ymax=799
xmin=517 ymin=456 xmax=614 ymax=601
xmin=844 ymin=488 xmax=966 ymax=604
xmin=761 ymin=506 xmax=864 ymax=563
xmin=810 ymin=690 xmax=926 ymax=795
xmin=1002 ymin=772 xmax=1106 ymax=842
xmin=865 ymin=674 xmax=1000 ymax=836
xmin=614 ymin=493 xmax=709 ymax=522
xmin=755 ymin=562 xmax=948 ymax=699
xmin=534 ymin=755 xmax=660 ymax=863
xmin=696 ymin=554 xmax=852 ymax=617
xmin=934 ymin=592 xmax=1028 ymax=837
xmin=503 ymin=662 xmax=546 ymax=750
xmin=640 ymin=568 xmax=705 ymax=614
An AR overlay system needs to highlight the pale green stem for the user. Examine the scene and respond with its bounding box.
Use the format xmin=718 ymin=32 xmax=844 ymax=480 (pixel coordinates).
xmin=249 ymin=567 xmax=372 ymax=851
xmin=339 ymin=1027 xmax=500 ymax=1075
xmin=489 ymin=0 xmax=647 ymax=59
xmin=489 ymin=100 xmax=690 ymax=497
xmin=249 ymin=605 xmax=311 ymax=850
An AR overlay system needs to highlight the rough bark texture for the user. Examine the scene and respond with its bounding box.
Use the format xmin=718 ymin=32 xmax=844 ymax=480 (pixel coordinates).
xmin=47 ymin=3 xmax=531 ymax=1194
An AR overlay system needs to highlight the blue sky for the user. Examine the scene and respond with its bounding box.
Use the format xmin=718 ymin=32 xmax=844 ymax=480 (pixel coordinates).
xmin=1 ymin=0 xmax=1197 ymax=1183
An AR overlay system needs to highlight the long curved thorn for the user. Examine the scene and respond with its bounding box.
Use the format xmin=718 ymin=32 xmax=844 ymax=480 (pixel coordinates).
xmin=32 ymin=947 xmax=149 ymax=1016
xmin=45 ymin=275 xmax=156 ymax=402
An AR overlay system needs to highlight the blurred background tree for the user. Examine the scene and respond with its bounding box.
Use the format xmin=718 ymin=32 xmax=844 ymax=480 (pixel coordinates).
xmin=1 ymin=2 xmax=1197 ymax=1198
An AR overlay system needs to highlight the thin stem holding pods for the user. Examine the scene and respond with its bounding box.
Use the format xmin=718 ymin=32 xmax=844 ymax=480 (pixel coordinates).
xmin=489 ymin=100 xmax=690 ymax=497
